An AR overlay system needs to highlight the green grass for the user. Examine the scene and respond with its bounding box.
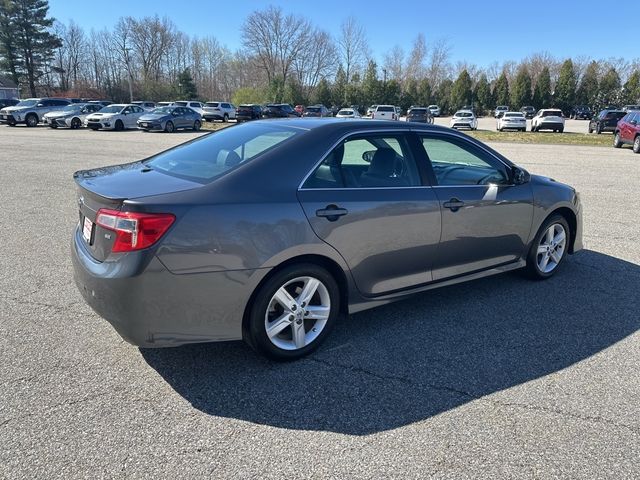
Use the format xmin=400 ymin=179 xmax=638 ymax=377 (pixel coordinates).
xmin=201 ymin=122 xmax=233 ymax=132
xmin=465 ymin=129 xmax=613 ymax=147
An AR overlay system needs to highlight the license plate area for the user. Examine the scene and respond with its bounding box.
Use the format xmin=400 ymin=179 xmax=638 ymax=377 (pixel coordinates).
xmin=82 ymin=216 xmax=93 ymax=243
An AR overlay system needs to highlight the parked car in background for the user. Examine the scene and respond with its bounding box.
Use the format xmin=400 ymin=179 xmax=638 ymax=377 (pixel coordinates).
xmin=236 ymin=104 xmax=263 ymax=122
xmin=622 ymin=105 xmax=640 ymax=112
xmin=588 ymin=109 xmax=626 ymax=134
xmin=335 ymin=108 xmax=361 ymax=118
xmin=0 ymin=97 xmax=70 ymax=127
xmin=132 ymin=101 xmax=156 ymax=111
xmin=71 ymin=119 xmax=582 ymax=359
xmin=173 ymin=101 xmax=204 ymax=115
xmin=497 ymin=111 xmax=527 ymax=131
xmin=450 ymin=110 xmax=478 ymax=130
xmin=494 ymin=106 xmax=509 ymax=118
xmin=613 ymin=111 xmax=640 ymax=153
xmin=203 ymin=101 xmax=236 ymax=122
xmin=85 ymin=104 xmax=145 ymax=131
xmin=0 ymin=98 xmax=19 ymax=109
xmin=520 ymin=106 xmax=536 ymax=119
xmin=262 ymin=103 xmax=298 ymax=118
xmin=406 ymin=107 xmax=433 ymax=124
xmin=303 ymin=105 xmax=331 ymax=117
xmin=137 ymin=105 xmax=202 ymax=132
xmin=395 ymin=106 xmax=403 ymax=118
xmin=294 ymin=105 xmax=305 ymax=116
xmin=366 ymin=105 xmax=378 ymax=117
xmin=531 ymin=109 xmax=565 ymax=132
xmin=372 ymin=105 xmax=398 ymax=120
xmin=43 ymin=103 xmax=103 ymax=129
xmin=569 ymin=105 xmax=593 ymax=120
xmin=427 ymin=105 xmax=440 ymax=117
xmin=88 ymin=100 xmax=112 ymax=107
xmin=156 ymin=101 xmax=173 ymax=107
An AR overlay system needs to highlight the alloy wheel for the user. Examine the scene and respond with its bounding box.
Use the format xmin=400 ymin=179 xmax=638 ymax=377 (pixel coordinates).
xmin=536 ymin=223 xmax=567 ymax=274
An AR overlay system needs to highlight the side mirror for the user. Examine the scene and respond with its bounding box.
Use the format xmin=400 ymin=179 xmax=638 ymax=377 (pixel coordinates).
xmin=512 ymin=166 xmax=530 ymax=185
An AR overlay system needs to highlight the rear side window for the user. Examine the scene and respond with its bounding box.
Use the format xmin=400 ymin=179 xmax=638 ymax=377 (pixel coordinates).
xmin=206 ymin=102 xmax=219 ymax=107
xmin=146 ymin=123 xmax=300 ymax=183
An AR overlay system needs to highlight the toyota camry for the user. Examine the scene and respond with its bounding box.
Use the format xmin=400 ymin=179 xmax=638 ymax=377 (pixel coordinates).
xmin=72 ymin=119 xmax=583 ymax=360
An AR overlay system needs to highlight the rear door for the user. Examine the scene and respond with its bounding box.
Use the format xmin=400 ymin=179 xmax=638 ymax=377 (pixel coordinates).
xmin=297 ymin=132 xmax=441 ymax=296
xmin=415 ymin=132 xmax=534 ymax=281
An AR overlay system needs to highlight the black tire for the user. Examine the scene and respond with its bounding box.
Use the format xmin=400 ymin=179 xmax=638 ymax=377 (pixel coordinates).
xmin=559 ymin=128 xmax=564 ymax=133
xmin=114 ymin=119 xmax=124 ymax=131
xmin=524 ymin=214 xmax=571 ymax=280
xmin=613 ymin=132 xmax=622 ymax=148
xmin=193 ymin=119 xmax=201 ymax=131
xmin=71 ymin=117 xmax=81 ymax=129
xmin=596 ymin=124 xmax=602 ymax=134
xmin=245 ymin=263 xmax=340 ymax=361
xmin=25 ymin=113 xmax=38 ymax=127
xmin=588 ymin=125 xmax=593 ymax=133
xmin=49 ymin=123 xmax=57 ymax=129
xmin=633 ymin=136 xmax=640 ymax=154
xmin=223 ymin=113 xmax=229 ymax=123
xmin=164 ymin=120 xmax=174 ymax=133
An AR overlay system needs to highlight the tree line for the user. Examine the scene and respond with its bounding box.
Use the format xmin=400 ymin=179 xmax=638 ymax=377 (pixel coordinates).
xmin=1 ymin=0 xmax=639 ymax=115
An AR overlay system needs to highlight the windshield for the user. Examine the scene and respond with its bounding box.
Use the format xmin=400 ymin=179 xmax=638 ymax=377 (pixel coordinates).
xmin=306 ymin=107 xmax=321 ymax=112
xmin=146 ymin=123 xmax=301 ymax=183
xmin=99 ymin=105 xmax=124 ymax=114
xmin=337 ymin=110 xmax=354 ymax=115
xmin=16 ymin=99 xmax=39 ymax=107
xmin=206 ymin=102 xmax=219 ymax=107
xmin=62 ymin=104 xmax=82 ymax=111
xmin=151 ymin=107 xmax=174 ymax=114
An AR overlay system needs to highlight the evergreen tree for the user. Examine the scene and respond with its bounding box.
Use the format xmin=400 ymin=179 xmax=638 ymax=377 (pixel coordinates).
xmin=510 ymin=66 xmax=532 ymax=109
xmin=533 ymin=67 xmax=552 ymax=108
xmin=0 ymin=0 xmax=20 ymax=85
xmin=332 ymin=65 xmax=347 ymax=106
xmin=598 ymin=68 xmax=621 ymax=107
xmin=576 ymin=61 xmax=599 ymax=106
xmin=177 ymin=68 xmax=198 ymax=99
xmin=435 ymin=79 xmax=453 ymax=114
xmin=450 ymin=69 xmax=473 ymax=110
xmin=312 ymin=77 xmax=332 ymax=106
xmin=3 ymin=0 xmax=60 ymax=96
xmin=474 ymin=74 xmax=492 ymax=115
xmin=554 ymin=59 xmax=577 ymax=114
xmin=417 ymin=78 xmax=431 ymax=107
xmin=622 ymin=70 xmax=640 ymax=104
xmin=493 ymin=71 xmax=510 ymax=106
xmin=401 ymin=77 xmax=418 ymax=111
xmin=361 ymin=60 xmax=380 ymax=107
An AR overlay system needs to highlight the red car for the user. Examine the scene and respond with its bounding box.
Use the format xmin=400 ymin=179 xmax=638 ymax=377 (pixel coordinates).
xmin=294 ymin=104 xmax=304 ymax=116
xmin=614 ymin=111 xmax=640 ymax=153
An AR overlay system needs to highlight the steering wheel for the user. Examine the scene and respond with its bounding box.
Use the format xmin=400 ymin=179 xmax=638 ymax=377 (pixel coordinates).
xmin=476 ymin=173 xmax=498 ymax=185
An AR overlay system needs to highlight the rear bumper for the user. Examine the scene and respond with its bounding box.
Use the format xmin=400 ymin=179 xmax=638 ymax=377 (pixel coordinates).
xmin=203 ymin=112 xmax=224 ymax=121
xmin=72 ymin=227 xmax=261 ymax=347
xmin=537 ymin=122 xmax=564 ymax=130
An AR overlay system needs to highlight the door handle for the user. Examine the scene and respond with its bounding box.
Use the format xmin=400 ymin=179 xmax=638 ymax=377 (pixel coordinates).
xmin=316 ymin=204 xmax=348 ymax=222
xmin=443 ymin=198 xmax=465 ymax=212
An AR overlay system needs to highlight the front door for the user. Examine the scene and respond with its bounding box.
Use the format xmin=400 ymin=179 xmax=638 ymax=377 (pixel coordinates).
xmin=297 ymin=133 xmax=441 ymax=296
xmin=416 ymin=133 xmax=534 ymax=281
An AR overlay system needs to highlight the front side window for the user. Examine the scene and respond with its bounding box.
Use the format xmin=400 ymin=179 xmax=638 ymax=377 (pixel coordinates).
xmin=303 ymin=135 xmax=421 ymax=189
xmin=420 ymin=136 xmax=508 ymax=186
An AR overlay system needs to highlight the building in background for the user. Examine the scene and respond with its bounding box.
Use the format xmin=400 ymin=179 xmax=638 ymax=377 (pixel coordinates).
xmin=0 ymin=76 xmax=19 ymax=99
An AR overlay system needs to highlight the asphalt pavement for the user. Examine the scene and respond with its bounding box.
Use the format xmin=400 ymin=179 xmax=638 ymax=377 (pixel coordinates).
xmin=1 ymin=124 xmax=638 ymax=479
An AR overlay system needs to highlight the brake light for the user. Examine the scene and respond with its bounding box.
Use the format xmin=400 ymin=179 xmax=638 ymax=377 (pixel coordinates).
xmin=95 ymin=209 xmax=175 ymax=252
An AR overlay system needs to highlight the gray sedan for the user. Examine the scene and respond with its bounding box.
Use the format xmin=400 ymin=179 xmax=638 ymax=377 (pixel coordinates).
xmin=72 ymin=119 xmax=583 ymax=360
xmin=137 ymin=106 xmax=202 ymax=132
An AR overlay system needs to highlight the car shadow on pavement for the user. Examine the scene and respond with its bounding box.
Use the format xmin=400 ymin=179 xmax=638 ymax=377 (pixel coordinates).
xmin=140 ymin=250 xmax=640 ymax=435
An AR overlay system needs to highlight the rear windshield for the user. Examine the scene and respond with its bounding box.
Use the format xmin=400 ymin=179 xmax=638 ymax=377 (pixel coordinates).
xmin=377 ymin=106 xmax=394 ymax=112
xmin=504 ymin=113 xmax=524 ymax=118
xmin=410 ymin=109 xmax=427 ymax=114
xmin=306 ymin=107 xmax=321 ymax=112
xmin=151 ymin=107 xmax=174 ymax=114
xmin=337 ymin=110 xmax=354 ymax=115
xmin=145 ymin=123 xmax=301 ymax=183
xmin=541 ymin=110 xmax=562 ymax=117
xmin=455 ymin=112 xmax=473 ymax=117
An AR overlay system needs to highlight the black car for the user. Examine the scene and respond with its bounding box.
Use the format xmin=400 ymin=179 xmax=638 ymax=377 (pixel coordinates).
xmin=589 ymin=109 xmax=626 ymax=134
xmin=303 ymin=105 xmax=331 ymax=117
xmin=262 ymin=104 xmax=298 ymax=118
xmin=570 ymin=105 xmax=593 ymax=120
xmin=406 ymin=107 xmax=434 ymax=124
xmin=520 ymin=106 xmax=536 ymax=119
xmin=0 ymin=98 xmax=19 ymax=109
xmin=236 ymin=104 xmax=263 ymax=122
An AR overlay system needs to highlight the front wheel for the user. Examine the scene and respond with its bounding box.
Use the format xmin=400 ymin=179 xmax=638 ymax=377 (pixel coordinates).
xmin=114 ymin=119 xmax=124 ymax=131
xmin=223 ymin=113 xmax=228 ymax=123
xmin=245 ymin=264 xmax=340 ymax=361
xmin=193 ymin=119 xmax=201 ymax=131
xmin=26 ymin=114 xmax=38 ymax=127
xmin=633 ymin=136 xmax=640 ymax=154
xmin=613 ymin=132 xmax=622 ymax=148
xmin=525 ymin=215 xmax=570 ymax=280
xmin=164 ymin=120 xmax=174 ymax=133
xmin=71 ymin=117 xmax=81 ymax=129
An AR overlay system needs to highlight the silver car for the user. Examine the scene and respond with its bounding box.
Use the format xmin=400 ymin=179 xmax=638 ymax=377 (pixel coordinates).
xmin=72 ymin=119 xmax=583 ymax=360
xmin=0 ymin=98 xmax=70 ymax=127
xmin=43 ymin=103 xmax=103 ymax=129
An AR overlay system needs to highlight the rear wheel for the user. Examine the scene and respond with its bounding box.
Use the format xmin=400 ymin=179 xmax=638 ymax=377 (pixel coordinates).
xmin=596 ymin=124 xmax=602 ymax=134
xmin=114 ymin=119 xmax=124 ymax=131
xmin=633 ymin=136 xmax=640 ymax=154
xmin=223 ymin=113 xmax=229 ymax=123
xmin=164 ymin=120 xmax=174 ymax=133
xmin=559 ymin=128 xmax=564 ymax=133
xmin=525 ymin=215 xmax=570 ymax=280
xmin=613 ymin=132 xmax=622 ymax=148
xmin=26 ymin=113 xmax=38 ymax=127
xmin=193 ymin=119 xmax=201 ymax=131
xmin=245 ymin=264 xmax=340 ymax=361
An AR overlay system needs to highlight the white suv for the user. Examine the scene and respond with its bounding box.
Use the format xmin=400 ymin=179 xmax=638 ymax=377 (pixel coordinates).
xmin=173 ymin=101 xmax=204 ymax=115
xmin=531 ymin=109 xmax=565 ymax=133
xmin=203 ymin=101 xmax=236 ymax=122
xmin=428 ymin=105 xmax=440 ymax=117
xmin=371 ymin=105 xmax=398 ymax=120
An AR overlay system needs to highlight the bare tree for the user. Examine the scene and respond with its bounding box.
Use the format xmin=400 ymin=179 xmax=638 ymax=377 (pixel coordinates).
xmin=383 ymin=45 xmax=404 ymax=82
xmin=426 ymin=38 xmax=451 ymax=88
xmin=337 ymin=15 xmax=369 ymax=83
xmin=292 ymin=29 xmax=336 ymax=95
xmin=404 ymin=33 xmax=427 ymax=82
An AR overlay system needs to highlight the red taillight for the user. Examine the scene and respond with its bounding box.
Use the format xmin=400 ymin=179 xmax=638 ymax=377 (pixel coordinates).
xmin=95 ymin=209 xmax=175 ymax=252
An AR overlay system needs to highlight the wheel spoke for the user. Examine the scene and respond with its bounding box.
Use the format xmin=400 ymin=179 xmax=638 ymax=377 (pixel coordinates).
xmin=266 ymin=313 xmax=292 ymax=339
xmin=553 ymin=229 xmax=566 ymax=245
xmin=550 ymin=250 xmax=562 ymax=264
xmin=298 ymin=278 xmax=320 ymax=306
xmin=304 ymin=305 xmax=330 ymax=321
xmin=292 ymin=322 xmax=306 ymax=348
xmin=273 ymin=287 xmax=296 ymax=311
xmin=545 ymin=227 xmax=554 ymax=244
xmin=539 ymin=253 xmax=550 ymax=271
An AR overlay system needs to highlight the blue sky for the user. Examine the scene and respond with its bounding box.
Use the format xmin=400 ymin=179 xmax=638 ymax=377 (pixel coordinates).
xmin=48 ymin=0 xmax=636 ymax=67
